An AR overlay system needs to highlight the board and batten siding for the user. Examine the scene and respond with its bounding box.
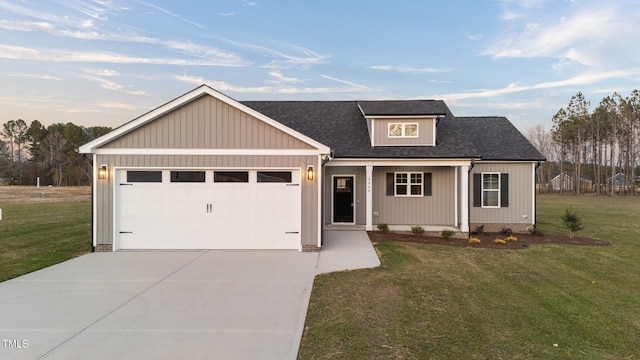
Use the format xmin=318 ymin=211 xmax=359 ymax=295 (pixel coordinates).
xmin=469 ymin=162 xmax=534 ymax=225
xmin=95 ymin=154 xmax=319 ymax=248
xmin=102 ymin=95 xmax=313 ymax=150
xmin=372 ymin=118 xmax=435 ymax=146
xmin=373 ymin=166 xmax=455 ymax=226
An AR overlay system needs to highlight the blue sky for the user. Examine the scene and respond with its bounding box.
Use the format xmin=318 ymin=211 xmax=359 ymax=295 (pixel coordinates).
xmin=1 ymin=0 xmax=639 ymax=131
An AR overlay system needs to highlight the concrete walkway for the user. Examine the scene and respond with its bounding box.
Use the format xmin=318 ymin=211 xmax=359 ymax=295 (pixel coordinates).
xmin=0 ymin=231 xmax=379 ymax=360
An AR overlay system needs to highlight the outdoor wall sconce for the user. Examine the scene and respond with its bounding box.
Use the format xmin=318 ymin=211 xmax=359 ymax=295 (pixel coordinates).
xmin=98 ymin=164 xmax=108 ymax=180
xmin=307 ymin=165 xmax=315 ymax=180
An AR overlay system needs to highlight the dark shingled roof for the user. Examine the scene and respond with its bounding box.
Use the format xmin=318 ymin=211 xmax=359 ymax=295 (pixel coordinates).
xmin=241 ymin=101 xmax=545 ymax=161
xmin=358 ymin=100 xmax=452 ymax=117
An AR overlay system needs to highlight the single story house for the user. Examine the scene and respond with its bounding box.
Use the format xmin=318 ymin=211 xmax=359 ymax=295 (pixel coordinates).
xmin=79 ymin=85 xmax=545 ymax=252
xmin=550 ymin=171 xmax=593 ymax=192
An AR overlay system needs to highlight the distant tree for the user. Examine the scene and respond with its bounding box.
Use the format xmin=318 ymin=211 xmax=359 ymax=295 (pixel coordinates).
xmin=526 ymin=124 xmax=553 ymax=191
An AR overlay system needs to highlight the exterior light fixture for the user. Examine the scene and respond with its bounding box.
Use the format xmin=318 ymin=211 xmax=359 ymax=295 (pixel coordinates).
xmin=307 ymin=165 xmax=315 ymax=180
xmin=98 ymin=164 xmax=108 ymax=180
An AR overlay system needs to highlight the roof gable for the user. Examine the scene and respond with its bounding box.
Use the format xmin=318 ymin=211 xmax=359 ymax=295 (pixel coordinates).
xmin=79 ymin=85 xmax=330 ymax=154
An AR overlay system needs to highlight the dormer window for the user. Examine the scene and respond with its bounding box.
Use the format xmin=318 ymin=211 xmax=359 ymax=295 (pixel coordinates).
xmin=388 ymin=123 xmax=418 ymax=138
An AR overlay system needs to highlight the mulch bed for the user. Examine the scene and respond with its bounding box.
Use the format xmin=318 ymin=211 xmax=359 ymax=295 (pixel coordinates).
xmin=367 ymin=231 xmax=610 ymax=249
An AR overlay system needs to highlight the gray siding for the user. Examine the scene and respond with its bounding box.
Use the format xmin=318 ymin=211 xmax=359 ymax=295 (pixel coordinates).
xmin=469 ymin=162 xmax=534 ymax=224
xmin=103 ymin=95 xmax=313 ymax=150
xmin=372 ymin=118 xmax=435 ymax=146
xmin=373 ymin=166 xmax=455 ymax=226
xmin=95 ymin=155 xmax=319 ymax=248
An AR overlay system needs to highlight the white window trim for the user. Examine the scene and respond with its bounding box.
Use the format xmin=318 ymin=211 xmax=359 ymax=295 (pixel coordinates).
xmin=394 ymin=172 xmax=423 ymax=197
xmin=388 ymin=123 xmax=419 ymax=138
xmin=481 ymin=172 xmax=501 ymax=208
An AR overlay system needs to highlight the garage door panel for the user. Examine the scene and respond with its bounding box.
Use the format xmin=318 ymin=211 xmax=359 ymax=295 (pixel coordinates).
xmin=117 ymin=169 xmax=301 ymax=250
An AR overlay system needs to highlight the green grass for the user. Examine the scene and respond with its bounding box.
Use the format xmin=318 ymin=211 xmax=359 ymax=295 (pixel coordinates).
xmin=299 ymin=195 xmax=640 ymax=359
xmin=0 ymin=202 xmax=92 ymax=282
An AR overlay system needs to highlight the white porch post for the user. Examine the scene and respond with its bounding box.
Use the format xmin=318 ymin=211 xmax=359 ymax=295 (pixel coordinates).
xmin=366 ymin=165 xmax=373 ymax=231
xmin=460 ymin=165 xmax=469 ymax=232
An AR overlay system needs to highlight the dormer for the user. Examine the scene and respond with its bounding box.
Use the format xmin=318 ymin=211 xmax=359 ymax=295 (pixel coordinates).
xmin=358 ymin=100 xmax=449 ymax=147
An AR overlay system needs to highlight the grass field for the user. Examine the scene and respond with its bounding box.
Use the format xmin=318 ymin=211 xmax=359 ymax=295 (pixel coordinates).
xmin=298 ymin=195 xmax=640 ymax=359
xmin=0 ymin=190 xmax=91 ymax=282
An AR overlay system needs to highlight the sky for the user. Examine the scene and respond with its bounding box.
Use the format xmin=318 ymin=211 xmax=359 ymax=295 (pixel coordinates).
xmin=1 ymin=0 xmax=639 ymax=132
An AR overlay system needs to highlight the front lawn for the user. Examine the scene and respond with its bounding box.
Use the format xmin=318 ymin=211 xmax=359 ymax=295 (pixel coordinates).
xmin=0 ymin=202 xmax=92 ymax=282
xmin=298 ymin=195 xmax=640 ymax=359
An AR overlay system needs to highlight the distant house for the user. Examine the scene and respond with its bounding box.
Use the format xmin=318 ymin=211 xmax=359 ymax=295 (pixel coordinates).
xmin=606 ymin=173 xmax=634 ymax=190
xmin=550 ymin=172 xmax=593 ymax=192
xmin=79 ymin=85 xmax=545 ymax=252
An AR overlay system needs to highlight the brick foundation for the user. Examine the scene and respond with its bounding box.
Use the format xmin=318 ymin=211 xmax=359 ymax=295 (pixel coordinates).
xmin=470 ymin=223 xmax=533 ymax=234
xmin=302 ymin=245 xmax=321 ymax=252
xmin=94 ymin=244 xmax=112 ymax=252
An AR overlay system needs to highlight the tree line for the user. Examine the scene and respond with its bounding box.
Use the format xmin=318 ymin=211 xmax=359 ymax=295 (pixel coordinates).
xmin=527 ymin=90 xmax=640 ymax=195
xmin=0 ymin=119 xmax=111 ymax=186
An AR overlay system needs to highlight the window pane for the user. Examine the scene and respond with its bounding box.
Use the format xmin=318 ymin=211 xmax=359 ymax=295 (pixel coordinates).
xmin=170 ymin=171 xmax=205 ymax=183
xmin=411 ymin=184 xmax=422 ymax=195
xmin=396 ymin=184 xmax=407 ymax=195
xmin=405 ymin=124 xmax=418 ymax=137
xmin=127 ymin=171 xmax=162 ymax=182
xmin=257 ymin=171 xmax=292 ymax=183
xmin=410 ymin=173 xmax=422 ymax=184
xmin=214 ymin=171 xmax=248 ymax=183
xmin=389 ymin=124 xmax=402 ymax=137
xmin=483 ymin=190 xmax=499 ymax=206
xmin=483 ymin=174 xmax=499 ymax=189
xmin=396 ymin=173 xmax=408 ymax=184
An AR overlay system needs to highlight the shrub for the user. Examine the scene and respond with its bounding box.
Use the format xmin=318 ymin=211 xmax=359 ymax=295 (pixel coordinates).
xmin=441 ymin=230 xmax=455 ymax=239
xmin=494 ymin=238 xmax=506 ymax=245
xmin=505 ymin=235 xmax=518 ymax=242
xmin=411 ymin=226 xmax=425 ymax=236
xmin=377 ymin=223 xmax=389 ymax=233
xmin=500 ymin=228 xmax=512 ymax=236
xmin=473 ymin=225 xmax=485 ymax=235
xmin=468 ymin=237 xmax=481 ymax=244
xmin=561 ymin=207 xmax=584 ymax=238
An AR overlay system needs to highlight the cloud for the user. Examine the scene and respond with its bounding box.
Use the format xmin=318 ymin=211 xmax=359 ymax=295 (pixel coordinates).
xmin=84 ymin=68 xmax=120 ymax=77
xmin=81 ymin=75 xmax=149 ymax=95
xmin=428 ymin=68 xmax=640 ymax=102
xmin=371 ymin=65 xmax=453 ymax=73
xmin=171 ymin=73 xmax=372 ymax=94
xmin=0 ymin=44 xmax=247 ymax=66
xmin=5 ymin=73 xmax=62 ymax=80
xmin=219 ymin=12 xmax=238 ymax=16
xmin=320 ymin=75 xmax=369 ymax=89
xmin=484 ymin=3 xmax=640 ymax=68
xmin=268 ymin=71 xmax=306 ymax=84
xmin=137 ymin=1 xmax=205 ymax=28
xmin=0 ymin=20 xmax=249 ymax=66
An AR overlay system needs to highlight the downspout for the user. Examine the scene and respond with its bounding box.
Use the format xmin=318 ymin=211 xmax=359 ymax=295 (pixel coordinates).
xmin=82 ymin=153 xmax=95 ymax=253
xmin=467 ymin=160 xmax=475 ymax=238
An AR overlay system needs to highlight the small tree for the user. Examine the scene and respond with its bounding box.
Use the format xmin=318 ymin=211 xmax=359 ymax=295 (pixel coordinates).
xmin=561 ymin=207 xmax=584 ymax=238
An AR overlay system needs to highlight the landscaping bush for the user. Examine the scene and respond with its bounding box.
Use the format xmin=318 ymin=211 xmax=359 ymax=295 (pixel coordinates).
xmin=494 ymin=238 xmax=506 ymax=245
xmin=561 ymin=207 xmax=584 ymax=238
xmin=377 ymin=223 xmax=389 ymax=233
xmin=468 ymin=237 xmax=481 ymax=244
xmin=441 ymin=230 xmax=455 ymax=239
xmin=411 ymin=226 xmax=425 ymax=236
xmin=505 ymin=235 xmax=518 ymax=242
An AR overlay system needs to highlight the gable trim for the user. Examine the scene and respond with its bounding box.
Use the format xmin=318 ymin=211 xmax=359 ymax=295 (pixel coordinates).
xmin=80 ymin=85 xmax=331 ymax=154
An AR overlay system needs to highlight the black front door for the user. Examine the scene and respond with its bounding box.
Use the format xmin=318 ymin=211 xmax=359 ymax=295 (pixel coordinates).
xmin=333 ymin=176 xmax=354 ymax=223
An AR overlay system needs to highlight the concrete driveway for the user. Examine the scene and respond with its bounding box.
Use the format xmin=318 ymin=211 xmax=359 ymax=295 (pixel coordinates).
xmin=0 ymin=231 xmax=379 ymax=360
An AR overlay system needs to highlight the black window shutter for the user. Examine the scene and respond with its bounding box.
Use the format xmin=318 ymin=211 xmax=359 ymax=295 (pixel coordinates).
xmin=423 ymin=173 xmax=432 ymax=196
xmin=500 ymin=173 xmax=509 ymax=207
xmin=473 ymin=173 xmax=481 ymax=207
xmin=386 ymin=173 xmax=394 ymax=196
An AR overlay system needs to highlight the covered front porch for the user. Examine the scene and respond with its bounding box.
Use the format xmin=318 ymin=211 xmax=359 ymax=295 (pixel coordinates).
xmin=322 ymin=159 xmax=474 ymax=234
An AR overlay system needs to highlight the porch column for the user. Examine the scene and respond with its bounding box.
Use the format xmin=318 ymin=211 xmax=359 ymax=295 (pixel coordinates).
xmin=366 ymin=165 xmax=373 ymax=231
xmin=460 ymin=165 xmax=469 ymax=232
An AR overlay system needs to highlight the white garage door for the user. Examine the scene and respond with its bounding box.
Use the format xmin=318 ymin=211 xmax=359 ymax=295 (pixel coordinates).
xmin=116 ymin=169 xmax=301 ymax=250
